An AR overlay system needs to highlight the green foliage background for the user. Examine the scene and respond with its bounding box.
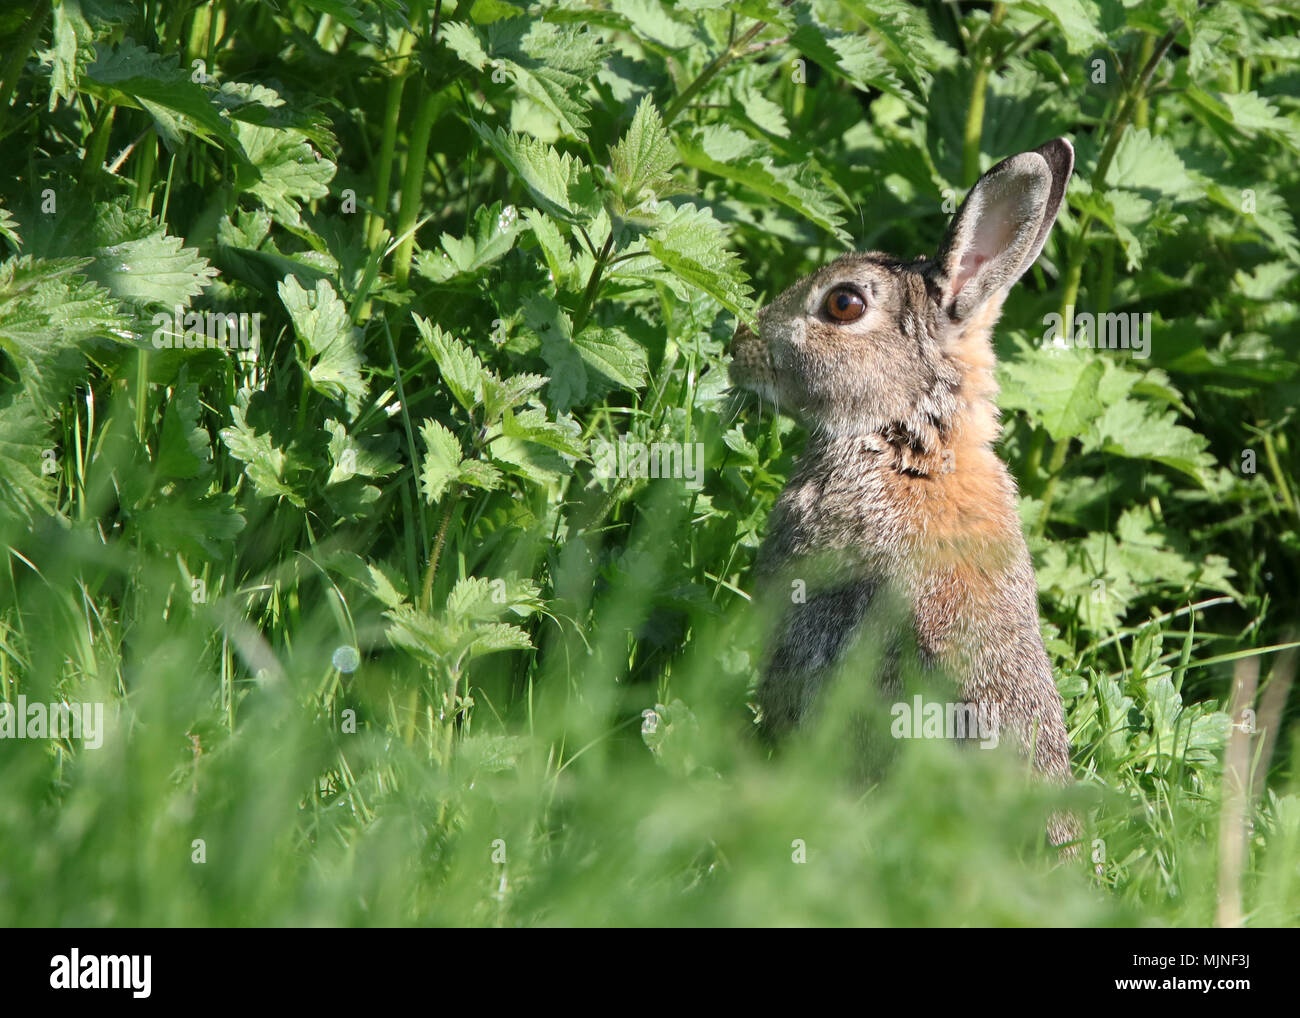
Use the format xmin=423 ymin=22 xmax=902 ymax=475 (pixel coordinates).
xmin=0 ymin=0 xmax=1298 ymax=926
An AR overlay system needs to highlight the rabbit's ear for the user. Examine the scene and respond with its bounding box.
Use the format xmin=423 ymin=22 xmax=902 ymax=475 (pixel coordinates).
xmin=931 ymin=138 xmax=1073 ymax=321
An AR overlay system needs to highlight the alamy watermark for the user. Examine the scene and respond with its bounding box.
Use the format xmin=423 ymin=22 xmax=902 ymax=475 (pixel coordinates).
xmin=1042 ymin=305 xmax=1150 ymax=359
xmin=890 ymin=696 xmax=1000 ymax=748
xmin=0 ymin=696 xmax=105 ymax=749
xmin=151 ymin=305 xmax=261 ymax=351
xmin=591 ymin=436 xmax=706 ymax=490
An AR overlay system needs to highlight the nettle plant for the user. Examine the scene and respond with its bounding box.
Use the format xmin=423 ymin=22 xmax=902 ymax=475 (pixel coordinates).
xmin=0 ymin=0 xmax=1298 ymax=922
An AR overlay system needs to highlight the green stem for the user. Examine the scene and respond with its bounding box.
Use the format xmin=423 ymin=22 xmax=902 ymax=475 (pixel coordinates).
xmin=1262 ymin=430 xmax=1297 ymax=522
xmin=572 ymin=234 xmax=614 ymax=335
xmin=1033 ymin=21 xmax=1183 ymax=535
xmin=662 ymin=3 xmax=792 ymax=126
xmin=0 ymin=0 xmax=49 ymax=126
xmin=421 ymin=492 xmax=458 ymax=612
xmin=80 ymin=103 xmax=117 ymax=185
xmin=393 ymin=87 xmax=441 ymax=287
xmin=133 ymin=129 xmax=158 ymax=210
xmin=962 ymin=3 xmax=1005 ymax=187
xmin=1133 ymin=33 xmax=1154 ymax=130
xmin=366 ymin=30 xmax=417 ymax=251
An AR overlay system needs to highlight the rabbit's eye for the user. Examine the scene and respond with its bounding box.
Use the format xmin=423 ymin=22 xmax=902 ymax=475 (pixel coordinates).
xmin=824 ymin=286 xmax=866 ymax=322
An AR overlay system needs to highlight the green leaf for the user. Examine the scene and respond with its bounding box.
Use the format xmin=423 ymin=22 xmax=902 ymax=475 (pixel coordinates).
xmin=573 ymin=325 xmax=649 ymax=393
xmin=523 ymin=294 xmax=586 ymax=411
xmin=645 ymin=203 xmax=756 ymax=323
xmin=0 ymin=203 xmax=20 ymax=250
xmin=1085 ymin=398 xmax=1214 ymax=484
xmin=488 ymin=434 xmax=569 ymax=486
xmin=0 ymin=396 xmax=55 ymax=524
xmin=233 ymin=119 xmax=336 ymax=232
xmin=678 ymin=125 xmax=850 ymax=245
xmin=418 ymin=419 xmax=464 ymax=504
xmin=470 ymin=121 xmax=598 ymax=225
xmin=324 ymin=418 xmax=401 ymax=484
xmin=83 ymin=40 xmax=236 ymax=149
xmin=839 ymin=0 xmax=950 ymax=95
xmin=998 ymin=346 xmax=1105 ymax=442
xmin=1102 ymin=128 xmax=1198 ymax=202
xmin=482 ymin=371 xmax=547 ymax=422
xmin=414 ymin=201 xmax=525 ymax=283
xmin=501 ymin=408 xmax=586 ymax=457
xmin=86 ymin=203 xmax=218 ymax=310
xmin=464 ymin=621 xmax=534 ymax=660
xmin=219 ymin=393 xmax=306 ymax=505
xmin=789 ymin=6 xmax=906 ymax=102
xmin=156 ymin=380 xmax=210 ymax=479
xmin=279 ymin=276 xmax=368 ymax=415
xmin=45 ymin=0 xmax=97 ymax=110
xmin=443 ymin=21 xmax=606 ymax=141
xmin=0 ymin=254 xmax=131 ymax=408
xmin=610 ymin=95 xmax=677 ymax=211
xmin=1000 ymin=1 xmax=1106 ymax=56
xmin=413 ymin=315 xmax=487 ymax=413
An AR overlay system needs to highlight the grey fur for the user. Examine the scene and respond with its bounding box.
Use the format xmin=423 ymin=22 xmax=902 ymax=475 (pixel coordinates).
xmin=729 ymin=138 xmax=1079 ymax=848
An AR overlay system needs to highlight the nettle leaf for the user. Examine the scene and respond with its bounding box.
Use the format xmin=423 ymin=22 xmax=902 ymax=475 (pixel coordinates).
xmin=419 ymin=419 xmax=463 ymax=503
xmin=1213 ymin=90 xmax=1300 ymax=153
xmin=83 ymin=40 xmax=236 ymax=149
xmin=610 ymin=0 xmax=700 ymax=49
xmin=1000 ymin=1 xmax=1106 ymax=56
xmin=415 ymin=202 xmax=525 ymax=283
xmin=444 ymin=20 xmax=606 ymax=140
xmin=1102 ymin=128 xmax=1199 ymax=202
xmin=324 ymin=418 xmax=401 ymax=484
xmin=384 ymin=603 xmax=455 ymax=661
xmin=289 ymin=0 xmax=378 ymax=43
xmin=501 ymin=408 xmax=586 ymax=457
xmin=457 ymin=458 xmax=504 ymax=491
xmin=0 ymin=203 xmax=20 ymax=250
xmin=44 ymin=0 xmax=97 ymax=110
xmin=130 ymin=490 xmax=245 ymax=558
xmin=1074 ymin=187 xmax=1154 ymax=270
xmin=219 ymin=395 xmax=306 ymax=505
xmin=524 ymin=209 xmax=578 ymax=289
xmin=482 ymin=372 xmax=547 ymax=422
xmin=156 ymin=380 xmax=211 ymax=480
xmin=1085 ymin=398 xmax=1214 ymax=484
xmin=610 ymin=95 xmax=677 ymax=212
xmin=678 ymin=125 xmax=850 ymax=245
xmin=279 ymin=276 xmax=367 ymax=415
xmin=645 ymin=203 xmax=756 ymax=323
xmin=998 ymin=346 xmax=1105 ymax=442
xmin=574 ymin=325 xmax=649 ymax=393
xmin=522 ymin=294 xmax=586 ymax=411
xmin=1203 ymin=180 xmax=1299 ymax=263
xmin=470 ymin=122 xmax=599 ymax=225
xmin=789 ymin=5 xmax=907 ymax=103
xmin=464 ymin=622 xmax=533 ymax=660
xmin=839 ymin=0 xmax=951 ymax=95
xmin=488 ymin=434 xmax=569 ymax=486
xmin=414 ymin=315 xmax=488 ymax=413
xmin=234 ymin=120 xmax=336 ymax=231
xmin=0 ymin=397 xmax=54 ymax=524
xmin=0 ymin=254 xmax=131 ymax=408
xmin=87 ymin=203 xmax=218 ymax=310
xmin=215 ymin=81 xmax=338 ymax=155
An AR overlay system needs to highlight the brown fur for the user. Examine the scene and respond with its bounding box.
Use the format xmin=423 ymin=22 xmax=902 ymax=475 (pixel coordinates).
xmin=729 ymin=140 xmax=1080 ymax=850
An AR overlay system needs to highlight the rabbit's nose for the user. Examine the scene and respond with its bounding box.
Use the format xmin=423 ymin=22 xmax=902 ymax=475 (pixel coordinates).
xmin=730 ymin=321 xmax=756 ymax=350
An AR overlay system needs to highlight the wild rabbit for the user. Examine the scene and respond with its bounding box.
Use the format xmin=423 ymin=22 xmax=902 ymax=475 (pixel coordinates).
xmin=729 ymin=138 xmax=1078 ymax=847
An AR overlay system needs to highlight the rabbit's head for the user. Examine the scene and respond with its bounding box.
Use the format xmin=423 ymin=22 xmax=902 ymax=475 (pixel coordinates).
xmin=730 ymin=139 xmax=1073 ymax=452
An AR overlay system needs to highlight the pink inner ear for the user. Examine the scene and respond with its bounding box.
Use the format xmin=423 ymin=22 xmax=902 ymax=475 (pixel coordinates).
xmin=951 ymin=252 xmax=987 ymax=296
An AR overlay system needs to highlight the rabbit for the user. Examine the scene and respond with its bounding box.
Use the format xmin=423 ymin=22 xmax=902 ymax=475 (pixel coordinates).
xmin=728 ymin=138 xmax=1079 ymax=848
